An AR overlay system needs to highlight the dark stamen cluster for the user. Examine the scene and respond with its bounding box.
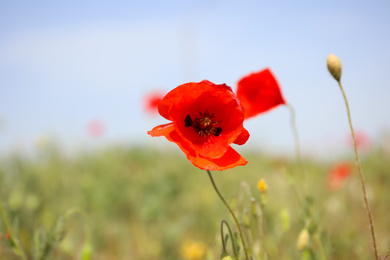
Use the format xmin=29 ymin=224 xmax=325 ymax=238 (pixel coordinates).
xmin=184 ymin=110 xmax=222 ymax=137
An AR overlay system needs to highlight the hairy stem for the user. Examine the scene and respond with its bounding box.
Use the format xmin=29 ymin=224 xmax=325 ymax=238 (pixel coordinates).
xmin=206 ymin=170 xmax=249 ymax=260
xmin=338 ymin=81 xmax=379 ymax=260
xmin=221 ymin=220 xmax=238 ymax=257
xmin=287 ymin=104 xmax=328 ymax=259
xmin=0 ymin=201 xmax=28 ymax=260
xmin=287 ymin=103 xmax=307 ymax=189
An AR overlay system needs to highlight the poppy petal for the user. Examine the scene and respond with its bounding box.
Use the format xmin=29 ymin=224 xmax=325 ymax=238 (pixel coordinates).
xmin=148 ymin=123 xmax=195 ymax=156
xmin=164 ymin=128 xmax=247 ymax=171
xmin=237 ymin=68 xmax=286 ymax=119
xmin=147 ymin=123 xmax=175 ymax=138
xmin=233 ymin=128 xmax=250 ymax=145
xmin=158 ymin=80 xmax=234 ymax=121
xmin=170 ymin=88 xmax=245 ymax=159
xmin=143 ymin=91 xmax=164 ymax=114
xmin=188 ymin=147 xmax=248 ymax=171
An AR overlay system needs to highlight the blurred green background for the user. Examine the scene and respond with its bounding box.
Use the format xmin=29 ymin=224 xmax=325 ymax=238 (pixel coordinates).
xmin=1 ymin=140 xmax=389 ymax=259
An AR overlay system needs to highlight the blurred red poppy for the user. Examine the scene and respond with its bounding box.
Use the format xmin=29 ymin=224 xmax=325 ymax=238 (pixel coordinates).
xmin=143 ymin=91 xmax=164 ymax=114
xmin=1 ymin=231 xmax=10 ymax=240
xmin=236 ymin=68 xmax=286 ymax=119
xmin=347 ymin=131 xmax=371 ymax=151
xmin=327 ymin=163 xmax=353 ymax=190
xmin=148 ymin=80 xmax=249 ymax=171
xmin=87 ymin=119 xmax=105 ymax=138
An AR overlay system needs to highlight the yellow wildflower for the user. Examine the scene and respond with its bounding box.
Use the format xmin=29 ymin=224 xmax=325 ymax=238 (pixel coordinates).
xmin=257 ymin=179 xmax=268 ymax=193
xmin=181 ymin=239 xmax=206 ymax=260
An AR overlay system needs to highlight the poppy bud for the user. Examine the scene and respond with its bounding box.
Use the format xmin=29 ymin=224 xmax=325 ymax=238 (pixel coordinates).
xmin=327 ymin=54 xmax=342 ymax=82
xmin=250 ymin=198 xmax=258 ymax=216
xmin=243 ymin=210 xmax=251 ymax=228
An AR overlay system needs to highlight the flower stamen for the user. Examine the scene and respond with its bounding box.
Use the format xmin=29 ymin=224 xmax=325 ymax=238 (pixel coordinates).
xmin=185 ymin=110 xmax=222 ymax=137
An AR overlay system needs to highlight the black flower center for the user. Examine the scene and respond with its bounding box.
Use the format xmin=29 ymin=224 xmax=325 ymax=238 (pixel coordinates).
xmin=184 ymin=110 xmax=222 ymax=137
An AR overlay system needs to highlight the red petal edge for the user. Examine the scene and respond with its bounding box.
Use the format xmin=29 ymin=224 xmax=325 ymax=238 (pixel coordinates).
xmin=149 ymin=125 xmax=247 ymax=171
xmin=233 ymin=128 xmax=250 ymax=145
xmin=147 ymin=123 xmax=174 ymax=138
xmin=187 ymin=146 xmax=248 ymax=171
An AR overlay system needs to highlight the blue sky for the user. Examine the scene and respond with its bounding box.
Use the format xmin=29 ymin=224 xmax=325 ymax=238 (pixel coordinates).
xmin=1 ymin=1 xmax=390 ymax=157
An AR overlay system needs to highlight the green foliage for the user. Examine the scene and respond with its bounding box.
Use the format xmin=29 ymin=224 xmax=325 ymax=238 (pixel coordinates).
xmin=34 ymin=216 xmax=66 ymax=260
xmin=0 ymin=144 xmax=389 ymax=259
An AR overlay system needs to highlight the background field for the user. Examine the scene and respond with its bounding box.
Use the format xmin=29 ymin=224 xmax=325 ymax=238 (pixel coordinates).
xmin=1 ymin=1 xmax=390 ymax=260
xmin=1 ymin=140 xmax=389 ymax=260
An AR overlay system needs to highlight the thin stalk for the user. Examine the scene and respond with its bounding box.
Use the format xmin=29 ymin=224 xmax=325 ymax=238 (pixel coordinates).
xmin=283 ymin=168 xmax=328 ymax=260
xmin=0 ymin=201 xmax=28 ymax=260
xmin=314 ymin=233 xmax=327 ymax=260
xmin=338 ymin=81 xmax=379 ymax=260
xmin=243 ymin=220 xmax=253 ymax=257
xmin=206 ymin=170 xmax=249 ymax=260
xmin=286 ymin=104 xmax=328 ymax=260
xmin=251 ymin=198 xmax=264 ymax=259
xmin=287 ymin=103 xmax=307 ymax=192
xmin=221 ymin=220 xmax=238 ymax=257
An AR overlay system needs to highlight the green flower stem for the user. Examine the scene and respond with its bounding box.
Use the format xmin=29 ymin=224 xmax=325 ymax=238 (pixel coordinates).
xmin=252 ymin=199 xmax=265 ymax=259
xmin=314 ymin=233 xmax=327 ymax=260
xmin=0 ymin=201 xmax=28 ymax=260
xmin=221 ymin=220 xmax=238 ymax=257
xmin=286 ymin=104 xmax=329 ymax=260
xmin=338 ymin=80 xmax=379 ymax=260
xmin=283 ymin=169 xmax=328 ymax=260
xmin=287 ymin=103 xmax=307 ymax=190
xmin=206 ymin=170 xmax=249 ymax=260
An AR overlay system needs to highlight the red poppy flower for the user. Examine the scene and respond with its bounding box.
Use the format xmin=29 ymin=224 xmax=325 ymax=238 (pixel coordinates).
xmin=148 ymin=80 xmax=249 ymax=171
xmin=4 ymin=231 xmax=10 ymax=240
xmin=143 ymin=91 xmax=164 ymax=114
xmin=327 ymin=163 xmax=353 ymax=190
xmin=87 ymin=119 xmax=105 ymax=138
xmin=347 ymin=131 xmax=371 ymax=151
xmin=236 ymin=68 xmax=286 ymax=119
